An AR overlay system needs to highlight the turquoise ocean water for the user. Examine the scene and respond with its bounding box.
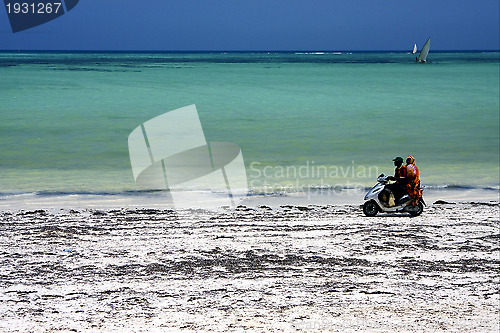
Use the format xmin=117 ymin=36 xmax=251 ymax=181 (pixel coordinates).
xmin=0 ymin=51 xmax=499 ymax=203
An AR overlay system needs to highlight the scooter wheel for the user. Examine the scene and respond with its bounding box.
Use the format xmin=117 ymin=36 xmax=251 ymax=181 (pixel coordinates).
xmin=409 ymin=201 xmax=424 ymax=217
xmin=363 ymin=201 xmax=379 ymax=217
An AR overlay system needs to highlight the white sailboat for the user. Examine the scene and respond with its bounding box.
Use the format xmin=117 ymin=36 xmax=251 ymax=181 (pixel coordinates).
xmin=417 ymin=37 xmax=431 ymax=63
xmin=412 ymin=44 xmax=417 ymax=54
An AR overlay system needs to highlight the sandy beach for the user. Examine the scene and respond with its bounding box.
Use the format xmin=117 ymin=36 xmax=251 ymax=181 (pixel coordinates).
xmin=0 ymin=201 xmax=498 ymax=332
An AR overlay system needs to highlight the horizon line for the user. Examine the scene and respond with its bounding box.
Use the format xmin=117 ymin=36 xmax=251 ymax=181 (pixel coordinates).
xmin=1 ymin=49 xmax=499 ymax=53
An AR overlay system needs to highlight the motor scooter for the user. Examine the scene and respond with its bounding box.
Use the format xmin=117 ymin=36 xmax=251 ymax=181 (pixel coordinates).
xmin=363 ymin=174 xmax=424 ymax=217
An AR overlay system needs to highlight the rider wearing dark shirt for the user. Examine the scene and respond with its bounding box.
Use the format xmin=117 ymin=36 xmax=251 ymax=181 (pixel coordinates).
xmin=387 ymin=156 xmax=408 ymax=201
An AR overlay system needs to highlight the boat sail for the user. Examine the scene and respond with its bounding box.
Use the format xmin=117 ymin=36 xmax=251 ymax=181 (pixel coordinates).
xmin=417 ymin=37 xmax=431 ymax=63
xmin=412 ymin=44 xmax=417 ymax=54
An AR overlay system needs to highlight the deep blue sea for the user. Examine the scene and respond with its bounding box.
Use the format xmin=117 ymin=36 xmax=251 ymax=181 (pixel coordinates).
xmin=0 ymin=51 xmax=498 ymax=205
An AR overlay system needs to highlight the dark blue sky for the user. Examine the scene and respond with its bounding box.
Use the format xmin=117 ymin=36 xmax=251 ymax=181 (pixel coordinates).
xmin=1 ymin=0 xmax=499 ymax=51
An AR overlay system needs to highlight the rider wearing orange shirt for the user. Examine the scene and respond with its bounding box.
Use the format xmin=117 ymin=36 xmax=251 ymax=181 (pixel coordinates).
xmin=405 ymin=155 xmax=421 ymax=204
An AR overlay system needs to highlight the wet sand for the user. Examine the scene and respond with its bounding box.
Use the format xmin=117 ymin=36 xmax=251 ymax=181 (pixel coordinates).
xmin=0 ymin=202 xmax=498 ymax=332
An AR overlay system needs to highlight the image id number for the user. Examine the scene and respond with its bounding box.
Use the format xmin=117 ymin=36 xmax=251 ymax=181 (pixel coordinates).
xmin=6 ymin=2 xmax=63 ymax=14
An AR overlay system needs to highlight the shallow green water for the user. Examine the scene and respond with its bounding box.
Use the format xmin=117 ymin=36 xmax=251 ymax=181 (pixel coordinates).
xmin=0 ymin=51 xmax=498 ymax=194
